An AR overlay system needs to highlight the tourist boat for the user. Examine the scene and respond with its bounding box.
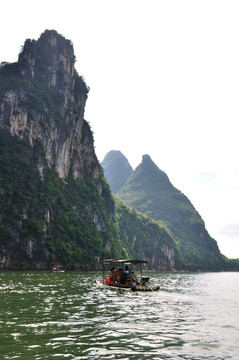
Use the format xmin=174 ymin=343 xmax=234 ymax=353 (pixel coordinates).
xmin=51 ymin=266 xmax=65 ymax=273
xmin=96 ymin=258 xmax=160 ymax=291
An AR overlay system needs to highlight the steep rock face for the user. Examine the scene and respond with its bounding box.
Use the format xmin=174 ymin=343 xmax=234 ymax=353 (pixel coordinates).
xmin=0 ymin=30 xmax=117 ymax=269
xmin=0 ymin=30 xmax=180 ymax=270
xmin=0 ymin=30 xmax=100 ymax=184
xmin=101 ymin=150 xmax=133 ymax=194
xmin=114 ymin=198 xmax=179 ymax=270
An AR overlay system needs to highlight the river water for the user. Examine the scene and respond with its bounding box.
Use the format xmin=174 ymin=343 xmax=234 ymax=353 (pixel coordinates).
xmin=0 ymin=271 xmax=238 ymax=360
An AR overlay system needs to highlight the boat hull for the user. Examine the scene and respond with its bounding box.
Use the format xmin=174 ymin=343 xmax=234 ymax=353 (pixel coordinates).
xmin=96 ymin=279 xmax=131 ymax=290
xmin=96 ymin=279 xmax=159 ymax=291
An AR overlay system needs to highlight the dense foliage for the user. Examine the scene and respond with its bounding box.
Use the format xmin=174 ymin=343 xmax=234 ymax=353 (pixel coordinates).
xmin=114 ymin=197 xmax=183 ymax=269
xmin=0 ymin=132 xmax=180 ymax=270
xmin=0 ymin=61 xmax=27 ymax=93
xmin=0 ymin=133 xmax=123 ymax=268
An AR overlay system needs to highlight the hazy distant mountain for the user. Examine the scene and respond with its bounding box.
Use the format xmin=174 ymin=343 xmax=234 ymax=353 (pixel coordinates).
xmin=101 ymin=150 xmax=133 ymax=194
xmin=117 ymin=154 xmax=225 ymax=270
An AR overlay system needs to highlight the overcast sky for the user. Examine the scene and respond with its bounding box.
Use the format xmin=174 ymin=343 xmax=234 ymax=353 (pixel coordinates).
xmin=1 ymin=0 xmax=239 ymax=258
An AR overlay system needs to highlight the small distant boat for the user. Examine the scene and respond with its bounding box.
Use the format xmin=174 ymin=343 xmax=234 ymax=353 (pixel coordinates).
xmin=51 ymin=266 xmax=65 ymax=273
xmin=96 ymin=259 xmax=160 ymax=291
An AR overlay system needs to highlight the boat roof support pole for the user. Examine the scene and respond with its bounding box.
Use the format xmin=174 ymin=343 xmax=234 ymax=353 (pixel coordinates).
xmin=103 ymin=263 xmax=105 ymax=280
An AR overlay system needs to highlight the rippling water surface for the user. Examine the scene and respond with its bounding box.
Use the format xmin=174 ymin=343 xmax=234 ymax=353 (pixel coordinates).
xmin=0 ymin=271 xmax=238 ymax=359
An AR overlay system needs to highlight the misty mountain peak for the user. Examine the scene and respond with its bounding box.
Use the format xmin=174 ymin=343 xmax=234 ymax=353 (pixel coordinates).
xmin=101 ymin=150 xmax=133 ymax=194
xmin=140 ymin=154 xmax=159 ymax=172
xmin=134 ymin=154 xmax=172 ymax=191
xmin=142 ymin=154 xmax=152 ymax=162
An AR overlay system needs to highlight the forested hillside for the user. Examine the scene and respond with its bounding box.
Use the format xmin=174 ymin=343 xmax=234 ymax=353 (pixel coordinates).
xmin=114 ymin=197 xmax=182 ymax=270
xmin=103 ymin=152 xmax=238 ymax=270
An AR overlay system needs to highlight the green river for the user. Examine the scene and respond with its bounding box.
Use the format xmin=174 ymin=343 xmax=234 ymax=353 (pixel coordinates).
xmin=0 ymin=271 xmax=238 ymax=359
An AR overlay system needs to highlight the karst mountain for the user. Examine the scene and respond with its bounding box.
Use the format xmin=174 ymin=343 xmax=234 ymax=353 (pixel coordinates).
xmin=0 ymin=30 xmax=180 ymax=270
xmin=102 ymin=151 xmax=228 ymax=270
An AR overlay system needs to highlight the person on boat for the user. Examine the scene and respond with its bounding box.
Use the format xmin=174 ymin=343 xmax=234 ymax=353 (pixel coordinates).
xmin=124 ymin=265 xmax=131 ymax=275
xmin=117 ymin=268 xmax=124 ymax=284
xmin=110 ymin=267 xmax=117 ymax=283
xmin=122 ymin=265 xmax=131 ymax=285
xmin=105 ymin=267 xmax=117 ymax=284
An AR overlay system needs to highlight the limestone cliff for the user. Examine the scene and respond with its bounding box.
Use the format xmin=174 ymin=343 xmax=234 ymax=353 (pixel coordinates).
xmin=0 ymin=30 xmax=114 ymax=269
xmin=0 ymin=30 xmax=178 ymax=270
xmin=0 ymin=30 xmax=100 ymax=184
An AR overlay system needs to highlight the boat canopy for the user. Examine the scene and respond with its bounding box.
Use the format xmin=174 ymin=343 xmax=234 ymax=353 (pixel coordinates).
xmin=102 ymin=259 xmax=148 ymax=265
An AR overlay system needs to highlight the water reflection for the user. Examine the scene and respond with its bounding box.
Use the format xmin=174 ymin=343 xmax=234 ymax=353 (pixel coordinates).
xmin=0 ymin=271 xmax=238 ymax=359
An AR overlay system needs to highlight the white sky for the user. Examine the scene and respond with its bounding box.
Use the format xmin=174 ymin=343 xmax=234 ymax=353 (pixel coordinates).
xmin=1 ymin=0 xmax=239 ymax=258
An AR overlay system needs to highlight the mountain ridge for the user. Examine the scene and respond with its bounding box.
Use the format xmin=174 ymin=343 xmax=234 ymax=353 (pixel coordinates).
xmin=102 ymin=151 xmax=229 ymax=270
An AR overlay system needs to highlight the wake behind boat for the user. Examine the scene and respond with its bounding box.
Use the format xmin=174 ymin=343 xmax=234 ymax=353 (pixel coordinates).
xmin=96 ymin=259 xmax=160 ymax=291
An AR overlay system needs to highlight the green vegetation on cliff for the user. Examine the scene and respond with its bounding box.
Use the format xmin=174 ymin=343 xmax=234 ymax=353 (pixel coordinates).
xmin=0 ymin=132 xmax=123 ymax=268
xmin=114 ymin=154 xmax=228 ymax=271
xmin=114 ymin=197 xmax=182 ymax=270
xmin=0 ymin=133 xmax=178 ymax=270
xmin=0 ymin=30 xmax=179 ymax=270
xmin=2 ymin=30 xmax=238 ymax=271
